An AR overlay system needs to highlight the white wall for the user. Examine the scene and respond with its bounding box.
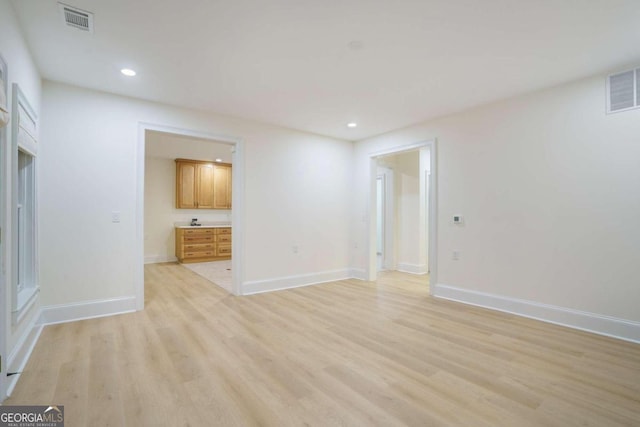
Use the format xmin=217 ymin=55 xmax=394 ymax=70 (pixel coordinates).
xmin=144 ymin=133 xmax=232 ymax=263
xmin=354 ymin=72 xmax=640 ymax=329
xmin=0 ymin=0 xmax=42 ymax=376
xmin=39 ymin=81 xmax=352 ymax=305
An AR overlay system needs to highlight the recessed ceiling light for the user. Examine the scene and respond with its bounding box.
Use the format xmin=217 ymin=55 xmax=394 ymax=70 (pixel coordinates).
xmin=120 ymin=68 xmax=136 ymax=77
xmin=347 ymin=122 xmax=358 ymax=128
xmin=215 ymin=158 xmax=223 ymax=162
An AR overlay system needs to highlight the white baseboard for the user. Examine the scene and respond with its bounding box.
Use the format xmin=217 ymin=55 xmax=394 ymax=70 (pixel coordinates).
xmin=242 ymin=269 xmax=354 ymax=295
xmin=38 ymin=296 xmax=137 ymax=326
xmin=144 ymin=255 xmax=177 ymax=264
xmin=433 ymin=283 xmax=640 ymax=344
xmin=349 ymin=268 xmax=367 ymax=281
xmin=6 ymin=317 xmax=43 ymax=397
xmin=397 ymin=263 xmax=428 ymax=275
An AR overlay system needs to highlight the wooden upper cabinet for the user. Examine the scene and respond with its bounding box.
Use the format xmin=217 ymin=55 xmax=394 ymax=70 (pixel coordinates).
xmin=176 ymin=161 xmax=197 ymax=209
xmin=213 ymin=164 xmax=232 ymax=209
xmin=175 ymin=159 xmax=232 ymax=209
xmin=197 ymin=163 xmax=215 ymax=209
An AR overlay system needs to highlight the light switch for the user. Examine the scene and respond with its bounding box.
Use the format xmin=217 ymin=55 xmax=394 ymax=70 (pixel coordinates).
xmin=453 ymin=214 xmax=464 ymax=225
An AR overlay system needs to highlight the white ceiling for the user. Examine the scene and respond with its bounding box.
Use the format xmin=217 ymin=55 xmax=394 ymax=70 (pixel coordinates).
xmin=11 ymin=0 xmax=640 ymax=141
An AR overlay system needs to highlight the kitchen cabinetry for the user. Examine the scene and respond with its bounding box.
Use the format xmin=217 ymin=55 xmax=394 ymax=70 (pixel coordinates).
xmin=212 ymin=163 xmax=232 ymax=209
xmin=175 ymin=226 xmax=232 ymax=263
xmin=175 ymin=159 xmax=232 ymax=209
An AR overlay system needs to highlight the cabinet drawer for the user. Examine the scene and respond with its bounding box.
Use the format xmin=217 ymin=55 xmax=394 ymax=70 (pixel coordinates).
xmin=216 ymin=228 xmax=231 ymax=235
xmin=183 ymin=243 xmax=215 ymax=251
xmin=217 ymin=244 xmax=232 ymax=255
xmin=183 ymin=235 xmax=214 ymax=243
xmin=217 ymin=234 xmax=232 ymax=243
xmin=184 ymin=250 xmax=216 ymax=259
xmin=184 ymin=228 xmax=215 ymax=235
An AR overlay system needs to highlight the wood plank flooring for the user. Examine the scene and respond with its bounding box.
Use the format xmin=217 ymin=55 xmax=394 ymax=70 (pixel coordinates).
xmin=5 ymin=263 xmax=640 ymax=426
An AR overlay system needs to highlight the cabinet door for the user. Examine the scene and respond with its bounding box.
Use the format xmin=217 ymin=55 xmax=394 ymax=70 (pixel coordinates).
xmin=196 ymin=163 xmax=215 ymax=209
xmin=213 ymin=164 xmax=232 ymax=209
xmin=176 ymin=161 xmax=197 ymax=208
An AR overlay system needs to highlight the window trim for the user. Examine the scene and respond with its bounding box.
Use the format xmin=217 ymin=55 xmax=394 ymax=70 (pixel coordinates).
xmin=10 ymin=84 xmax=39 ymax=324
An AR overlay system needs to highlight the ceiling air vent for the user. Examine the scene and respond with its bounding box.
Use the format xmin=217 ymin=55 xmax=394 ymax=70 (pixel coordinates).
xmin=58 ymin=3 xmax=94 ymax=33
xmin=607 ymin=67 xmax=639 ymax=113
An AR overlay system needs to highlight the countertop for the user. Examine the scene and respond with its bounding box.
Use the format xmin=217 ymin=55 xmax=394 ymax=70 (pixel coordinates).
xmin=174 ymin=222 xmax=232 ymax=229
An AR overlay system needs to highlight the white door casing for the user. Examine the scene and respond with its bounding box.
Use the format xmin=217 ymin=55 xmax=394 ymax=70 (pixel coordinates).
xmin=367 ymin=139 xmax=437 ymax=290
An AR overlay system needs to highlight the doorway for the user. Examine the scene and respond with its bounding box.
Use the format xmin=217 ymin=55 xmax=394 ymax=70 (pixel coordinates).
xmin=367 ymin=139 xmax=437 ymax=292
xmin=376 ymin=167 xmax=394 ymax=271
xmin=376 ymin=175 xmax=384 ymax=271
xmin=135 ymin=123 xmax=244 ymax=309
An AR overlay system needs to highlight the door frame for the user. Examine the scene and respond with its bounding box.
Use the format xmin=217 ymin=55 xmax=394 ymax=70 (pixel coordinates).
xmin=366 ymin=139 xmax=437 ymax=293
xmin=0 ymin=54 xmax=7 ymax=400
xmin=135 ymin=122 xmax=244 ymax=308
xmin=376 ymin=167 xmax=395 ymax=271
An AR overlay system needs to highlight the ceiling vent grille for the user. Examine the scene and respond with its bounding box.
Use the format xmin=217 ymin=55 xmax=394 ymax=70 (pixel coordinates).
xmin=607 ymin=67 xmax=639 ymax=113
xmin=58 ymin=3 xmax=94 ymax=33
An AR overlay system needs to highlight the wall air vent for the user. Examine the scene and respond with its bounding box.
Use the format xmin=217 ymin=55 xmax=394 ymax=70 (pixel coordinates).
xmin=607 ymin=67 xmax=639 ymax=113
xmin=58 ymin=3 xmax=94 ymax=33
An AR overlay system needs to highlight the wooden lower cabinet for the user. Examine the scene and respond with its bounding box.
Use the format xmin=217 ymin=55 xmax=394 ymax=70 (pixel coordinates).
xmin=175 ymin=227 xmax=232 ymax=263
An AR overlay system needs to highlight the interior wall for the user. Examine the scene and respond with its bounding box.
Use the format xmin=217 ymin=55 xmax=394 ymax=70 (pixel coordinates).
xmin=353 ymin=71 xmax=640 ymax=323
xmin=144 ymin=134 xmax=232 ymax=263
xmin=39 ymin=81 xmax=352 ymax=306
xmin=0 ymin=0 xmax=42 ymax=362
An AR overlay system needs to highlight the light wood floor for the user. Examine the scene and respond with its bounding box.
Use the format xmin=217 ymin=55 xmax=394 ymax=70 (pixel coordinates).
xmin=5 ymin=263 xmax=640 ymax=426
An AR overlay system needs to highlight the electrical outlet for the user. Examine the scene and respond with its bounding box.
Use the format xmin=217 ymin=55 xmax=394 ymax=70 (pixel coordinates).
xmin=452 ymin=250 xmax=460 ymax=260
xmin=292 ymin=245 xmax=299 ymax=254
xmin=112 ymin=211 xmax=121 ymax=223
